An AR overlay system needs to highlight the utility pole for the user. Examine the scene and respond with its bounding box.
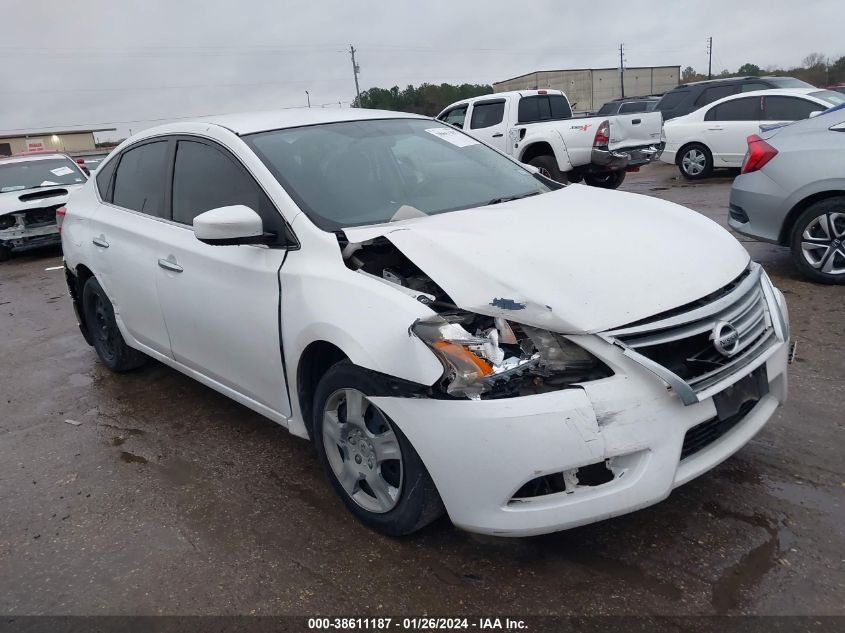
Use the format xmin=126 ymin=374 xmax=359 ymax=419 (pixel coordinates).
xmin=350 ymin=45 xmax=361 ymax=106
xmin=707 ymin=36 xmax=713 ymax=80
xmin=619 ymin=43 xmax=625 ymax=98
xmin=305 ymin=90 xmax=311 ymax=108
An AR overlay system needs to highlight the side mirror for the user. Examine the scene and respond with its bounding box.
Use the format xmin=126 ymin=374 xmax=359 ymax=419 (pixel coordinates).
xmin=523 ymin=164 xmax=540 ymax=175
xmin=193 ymin=205 xmax=268 ymax=246
xmin=809 ymin=110 xmax=823 ymax=118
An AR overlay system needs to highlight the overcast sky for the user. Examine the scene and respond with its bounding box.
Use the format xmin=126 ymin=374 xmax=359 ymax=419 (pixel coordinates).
xmin=1 ymin=0 xmax=840 ymax=141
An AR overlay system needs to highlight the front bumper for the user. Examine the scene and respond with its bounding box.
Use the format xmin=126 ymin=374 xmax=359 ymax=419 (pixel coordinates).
xmin=591 ymin=142 xmax=665 ymax=170
xmin=372 ymin=288 xmax=789 ymax=537
xmin=0 ymin=222 xmax=60 ymax=252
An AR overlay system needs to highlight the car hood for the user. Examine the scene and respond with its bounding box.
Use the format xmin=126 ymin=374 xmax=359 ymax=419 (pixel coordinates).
xmin=342 ymin=185 xmax=750 ymax=333
xmin=0 ymin=184 xmax=81 ymax=216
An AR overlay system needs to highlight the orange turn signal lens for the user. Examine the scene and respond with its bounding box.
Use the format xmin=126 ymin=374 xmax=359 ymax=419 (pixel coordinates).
xmin=432 ymin=341 xmax=493 ymax=376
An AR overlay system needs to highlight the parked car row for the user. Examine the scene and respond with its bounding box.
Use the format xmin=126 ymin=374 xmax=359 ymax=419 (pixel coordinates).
xmin=58 ymin=108 xmax=790 ymax=537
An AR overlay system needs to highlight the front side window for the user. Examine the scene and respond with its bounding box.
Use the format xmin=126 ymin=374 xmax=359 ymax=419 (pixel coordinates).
xmin=439 ymin=106 xmax=468 ymax=128
xmin=707 ymin=97 xmax=761 ymax=121
xmin=245 ymin=119 xmax=552 ymax=232
xmin=111 ymin=141 xmax=168 ymax=217
xmin=469 ymin=101 xmax=505 ymax=129
xmin=0 ymin=157 xmax=86 ymax=193
xmin=171 ymin=140 xmax=280 ymax=231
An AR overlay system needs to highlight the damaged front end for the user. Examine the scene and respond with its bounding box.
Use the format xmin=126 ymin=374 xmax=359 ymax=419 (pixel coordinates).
xmin=0 ymin=205 xmax=62 ymax=255
xmin=341 ymin=235 xmax=612 ymax=400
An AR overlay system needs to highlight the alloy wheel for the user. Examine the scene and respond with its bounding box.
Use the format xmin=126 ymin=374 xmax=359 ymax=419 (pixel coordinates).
xmin=800 ymin=212 xmax=845 ymax=275
xmin=681 ymin=148 xmax=707 ymax=176
xmin=322 ymin=388 xmax=403 ymax=513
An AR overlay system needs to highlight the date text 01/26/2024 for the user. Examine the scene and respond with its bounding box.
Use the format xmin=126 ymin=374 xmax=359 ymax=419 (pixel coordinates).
xmin=307 ymin=617 xmax=528 ymax=630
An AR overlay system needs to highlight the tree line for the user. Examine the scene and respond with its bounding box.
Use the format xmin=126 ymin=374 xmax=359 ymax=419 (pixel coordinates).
xmin=352 ymin=83 xmax=493 ymax=116
xmin=682 ymin=53 xmax=845 ymax=86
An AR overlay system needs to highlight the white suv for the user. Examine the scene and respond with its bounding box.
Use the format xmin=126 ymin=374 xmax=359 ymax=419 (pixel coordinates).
xmin=61 ymin=108 xmax=790 ymax=537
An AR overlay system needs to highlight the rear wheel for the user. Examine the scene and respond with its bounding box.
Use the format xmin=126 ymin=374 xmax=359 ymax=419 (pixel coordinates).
xmin=678 ymin=143 xmax=713 ymax=180
xmin=312 ymin=361 xmax=444 ymax=536
xmin=584 ymin=170 xmax=626 ymax=189
xmin=82 ymin=277 xmax=147 ymax=371
xmin=0 ymin=245 xmax=11 ymax=262
xmin=527 ymin=155 xmax=567 ymax=184
xmin=790 ymin=197 xmax=845 ymax=284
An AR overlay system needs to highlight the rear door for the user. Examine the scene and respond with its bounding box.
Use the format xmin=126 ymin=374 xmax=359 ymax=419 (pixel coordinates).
xmin=153 ymin=137 xmax=291 ymax=416
xmin=89 ymin=139 xmax=172 ymax=355
xmin=466 ymin=98 xmax=508 ymax=151
xmin=702 ymin=96 xmax=762 ymax=166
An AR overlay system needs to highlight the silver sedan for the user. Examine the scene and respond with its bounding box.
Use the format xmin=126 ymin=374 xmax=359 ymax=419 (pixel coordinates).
xmin=730 ymin=107 xmax=845 ymax=284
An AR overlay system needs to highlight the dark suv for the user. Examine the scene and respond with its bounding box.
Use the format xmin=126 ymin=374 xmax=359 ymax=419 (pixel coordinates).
xmin=656 ymin=76 xmax=815 ymax=120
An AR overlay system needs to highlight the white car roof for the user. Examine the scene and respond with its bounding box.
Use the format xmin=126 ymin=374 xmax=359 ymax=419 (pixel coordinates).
xmin=135 ymin=107 xmax=427 ymax=139
xmin=0 ymin=152 xmax=70 ymax=165
xmin=442 ymin=89 xmax=564 ymax=110
xmin=707 ymin=88 xmax=827 ymax=108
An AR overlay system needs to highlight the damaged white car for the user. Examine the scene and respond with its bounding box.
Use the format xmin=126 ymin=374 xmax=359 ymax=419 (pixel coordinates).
xmin=61 ymin=110 xmax=790 ymax=537
xmin=1 ymin=153 xmax=88 ymax=261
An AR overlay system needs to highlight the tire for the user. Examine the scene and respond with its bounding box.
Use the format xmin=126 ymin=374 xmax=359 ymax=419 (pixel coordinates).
xmin=312 ymin=360 xmax=444 ymax=536
xmin=527 ymin=155 xmax=567 ymax=184
xmin=82 ymin=277 xmax=147 ymax=371
xmin=677 ymin=143 xmax=713 ymax=180
xmin=789 ymin=197 xmax=845 ymax=284
xmin=0 ymin=245 xmax=11 ymax=263
xmin=584 ymin=170 xmax=626 ymax=189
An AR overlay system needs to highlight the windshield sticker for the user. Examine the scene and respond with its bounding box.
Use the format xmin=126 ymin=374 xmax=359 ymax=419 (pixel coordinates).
xmin=425 ymin=127 xmax=479 ymax=147
xmin=50 ymin=166 xmax=74 ymax=177
xmin=39 ymin=180 xmax=59 ymax=186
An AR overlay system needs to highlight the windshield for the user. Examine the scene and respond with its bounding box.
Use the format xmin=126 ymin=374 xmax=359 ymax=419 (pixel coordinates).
xmin=810 ymin=90 xmax=845 ymax=107
xmin=767 ymin=78 xmax=815 ymax=89
xmin=0 ymin=157 xmax=86 ymax=193
xmin=245 ymin=118 xmax=552 ymax=231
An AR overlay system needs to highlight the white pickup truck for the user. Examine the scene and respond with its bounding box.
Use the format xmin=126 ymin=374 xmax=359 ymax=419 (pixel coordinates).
xmin=437 ymin=89 xmax=664 ymax=188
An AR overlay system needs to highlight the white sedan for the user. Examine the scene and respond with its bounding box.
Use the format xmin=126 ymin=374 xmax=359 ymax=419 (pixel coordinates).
xmin=661 ymin=88 xmax=845 ymax=179
xmin=61 ymin=108 xmax=789 ymax=537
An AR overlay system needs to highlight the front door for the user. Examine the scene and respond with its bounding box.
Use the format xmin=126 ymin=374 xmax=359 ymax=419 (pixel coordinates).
xmin=154 ymin=138 xmax=291 ymax=416
xmin=466 ymin=99 xmax=508 ymax=152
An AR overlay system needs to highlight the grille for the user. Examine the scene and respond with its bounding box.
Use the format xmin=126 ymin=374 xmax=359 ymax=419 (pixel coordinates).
xmin=681 ymin=400 xmax=758 ymax=460
xmin=21 ymin=205 xmax=60 ymax=227
xmin=602 ymin=263 xmax=785 ymax=405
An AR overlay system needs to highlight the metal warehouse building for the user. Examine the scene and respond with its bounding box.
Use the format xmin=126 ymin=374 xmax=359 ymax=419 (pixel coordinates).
xmin=0 ymin=128 xmax=116 ymax=157
xmin=493 ymin=66 xmax=680 ymax=113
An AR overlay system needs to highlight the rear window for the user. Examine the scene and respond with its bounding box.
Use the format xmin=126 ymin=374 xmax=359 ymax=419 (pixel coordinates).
xmin=809 ymin=90 xmax=845 ymax=107
xmin=95 ymin=156 xmax=117 ymax=202
xmin=517 ymin=95 xmax=572 ymax=123
xmin=619 ymin=101 xmax=649 ymax=114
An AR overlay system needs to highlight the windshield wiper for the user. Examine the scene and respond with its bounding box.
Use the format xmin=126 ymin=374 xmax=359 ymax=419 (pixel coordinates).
xmin=486 ymin=191 xmax=542 ymax=206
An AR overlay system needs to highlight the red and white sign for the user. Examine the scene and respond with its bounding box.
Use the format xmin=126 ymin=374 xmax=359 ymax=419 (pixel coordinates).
xmin=26 ymin=138 xmax=45 ymax=152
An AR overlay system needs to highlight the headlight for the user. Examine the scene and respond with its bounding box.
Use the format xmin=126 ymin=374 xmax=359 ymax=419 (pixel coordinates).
xmin=412 ymin=314 xmax=612 ymax=399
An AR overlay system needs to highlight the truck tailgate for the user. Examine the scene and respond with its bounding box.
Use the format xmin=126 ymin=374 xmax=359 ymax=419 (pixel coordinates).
xmin=608 ymin=111 xmax=663 ymax=151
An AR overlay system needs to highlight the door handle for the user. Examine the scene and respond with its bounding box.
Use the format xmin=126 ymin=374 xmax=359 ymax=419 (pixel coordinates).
xmin=158 ymin=256 xmax=183 ymax=273
xmin=707 ymin=127 xmax=724 ymax=131
xmin=631 ymin=119 xmax=641 ymax=125
xmin=492 ymin=133 xmax=504 ymax=137
xmin=92 ymin=236 xmax=109 ymax=249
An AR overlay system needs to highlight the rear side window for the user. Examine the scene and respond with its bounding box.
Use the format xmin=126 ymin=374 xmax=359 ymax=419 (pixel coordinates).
xmin=111 ymin=141 xmax=168 ymax=218
xmin=740 ymin=82 xmax=770 ymax=93
xmin=619 ymin=101 xmax=649 ymax=114
xmin=95 ymin=156 xmax=117 ymax=202
xmin=172 ymin=140 xmax=281 ymax=232
xmin=597 ymin=102 xmax=618 ymax=115
xmin=518 ymin=95 xmax=572 ymax=123
xmin=763 ymin=96 xmax=821 ymax=121
xmin=469 ymin=101 xmax=505 ymax=129
xmin=695 ymin=85 xmax=737 ymax=107
xmin=706 ymin=97 xmax=761 ymax=121
xmin=656 ymin=90 xmax=687 ymax=111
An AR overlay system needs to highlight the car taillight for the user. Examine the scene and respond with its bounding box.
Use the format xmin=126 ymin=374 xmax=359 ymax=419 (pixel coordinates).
xmin=742 ymin=135 xmax=778 ymax=174
xmin=593 ymin=120 xmax=610 ymax=147
xmin=56 ymin=206 xmax=67 ymax=233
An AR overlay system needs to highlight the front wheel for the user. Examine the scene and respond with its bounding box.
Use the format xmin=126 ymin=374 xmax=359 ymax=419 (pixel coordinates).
xmin=0 ymin=245 xmax=11 ymax=262
xmin=312 ymin=361 xmax=444 ymax=536
xmin=584 ymin=170 xmax=626 ymax=189
xmin=678 ymin=143 xmax=713 ymax=180
xmin=790 ymin=197 xmax=845 ymax=284
xmin=82 ymin=277 xmax=147 ymax=371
